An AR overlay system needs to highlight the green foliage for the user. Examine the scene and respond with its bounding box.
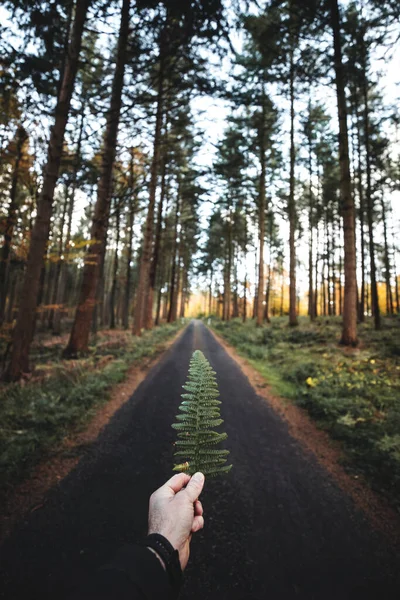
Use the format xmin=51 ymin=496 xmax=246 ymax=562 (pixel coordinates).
xmin=0 ymin=322 xmax=184 ymax=491
xmin=211 ymin=316 xmax=400 ymax=505
xmin=172 ymin=350 xmax=232 ymax=477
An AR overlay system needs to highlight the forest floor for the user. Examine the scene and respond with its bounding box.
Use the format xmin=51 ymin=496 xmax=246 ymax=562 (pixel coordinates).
xmin=0 ymin=320 xmax=399 ymax=600
xmin=0 ymin=321 xmax=185 ymax=499
xmin=210 ymin=315 xmax=400 ymax=511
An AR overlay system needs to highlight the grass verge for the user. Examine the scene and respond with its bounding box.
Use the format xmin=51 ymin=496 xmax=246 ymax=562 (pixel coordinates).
xmin=210 ymin=316 xmax=400 ymax=508
xmin=0 ymin=322 xmax=184 ymax=491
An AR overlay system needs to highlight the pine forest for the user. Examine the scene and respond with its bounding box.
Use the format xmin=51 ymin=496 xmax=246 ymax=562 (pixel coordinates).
xmin=1 ymin=1 xmax=400 ymax=595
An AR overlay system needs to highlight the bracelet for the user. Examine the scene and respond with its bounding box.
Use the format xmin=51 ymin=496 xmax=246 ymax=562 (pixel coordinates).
xmin=144 ymin=533 xmax=182 ymax=593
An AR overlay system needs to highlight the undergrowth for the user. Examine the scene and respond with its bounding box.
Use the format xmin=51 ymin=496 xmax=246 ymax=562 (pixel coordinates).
xmin=210 ymin=316 xmax=400 ymax=507
xmin=0 ymin=322 xmax=184 ymax=491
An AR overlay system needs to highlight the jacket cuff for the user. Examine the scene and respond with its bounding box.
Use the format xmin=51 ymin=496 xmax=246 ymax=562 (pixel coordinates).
xmin=102 ymin=543 xmax=179 ymax=599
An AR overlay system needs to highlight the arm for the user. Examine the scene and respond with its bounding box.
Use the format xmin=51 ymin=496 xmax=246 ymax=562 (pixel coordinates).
xmin=68 ymin=472 xmax=205 ymax=600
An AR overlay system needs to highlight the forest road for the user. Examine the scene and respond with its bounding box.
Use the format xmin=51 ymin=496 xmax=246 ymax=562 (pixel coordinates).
xmin=0 ymin=320 xmax=399 ymax=600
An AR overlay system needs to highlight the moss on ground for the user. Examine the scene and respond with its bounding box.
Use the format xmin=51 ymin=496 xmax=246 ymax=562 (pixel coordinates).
xmin=210 ymin=316 xmax=400 ymax=507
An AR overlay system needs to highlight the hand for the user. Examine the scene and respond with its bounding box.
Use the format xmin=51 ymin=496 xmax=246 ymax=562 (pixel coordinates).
xmin=148 ymin=472 xmax=205 ymax=570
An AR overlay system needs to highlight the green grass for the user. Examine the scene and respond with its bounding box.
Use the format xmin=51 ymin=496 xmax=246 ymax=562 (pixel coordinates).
xmin=210 ymin=315 xmax=400 ymax=506
xmin=0 ymin=322 xmax=184 ymax=491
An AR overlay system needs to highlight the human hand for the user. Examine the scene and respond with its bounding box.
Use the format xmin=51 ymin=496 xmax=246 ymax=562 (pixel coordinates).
xmin=148 ymin=472 xmax=205 ymax=570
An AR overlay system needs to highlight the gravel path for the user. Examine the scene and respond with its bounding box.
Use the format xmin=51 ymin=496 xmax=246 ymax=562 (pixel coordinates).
xmin=0 ymin=320 xmax=399 ymax=599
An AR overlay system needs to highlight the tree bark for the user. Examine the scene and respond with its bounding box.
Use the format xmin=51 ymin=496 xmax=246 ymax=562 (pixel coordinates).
xmin=0 ymin=126 xmax=27 ymax=325
xmin=288 ymin=36 xmax=298 ymax=327
xmin=167 ymin=188 xmax=180 ymax=323
xmin=123 ymin=192 xmax=136 ymax=330
xmin=256 ymin=90 xmax=267 ymax=326
xmin=64 ymin=0 xmax=130 ymax=356
xmin=110 ymin=201 xmax=121 ymax=329
xmin=362 ymin=54 xmax=380 ymax=329
xmin=307 ymin=113 xmax=315 ymax=321
xmin=355 ymin=106 xmax=366 ymax=322
xmin=53 ymin=103 xmax=85 ymax=335
xmin=381 ymin=195 xmax=394 ymax=315
xmin=132 ymin=33 xmax=166 ymax=336
xmin=330 ymin=0 xmax=358 ymax=345
xmin=144 ymin=138 xmax=168 ymax=329
xmin=5 ymin=0 xmax=90 ymax=380
xmin=48 ymin=186 xmax=69 ymax=329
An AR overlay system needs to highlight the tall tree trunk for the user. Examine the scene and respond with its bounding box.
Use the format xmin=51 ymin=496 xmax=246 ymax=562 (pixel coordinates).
xmin=6 ymin=269 xmax=19 ymax=323
xmin=123 ymin=192 xmax=136 ymax=330
xmin=362 ymin=63 xmax=380 ymax=329
xmin=330 ymin=0 xmax=358 ymax=345
xmin=167 ymin=189 xmax=180 ymax=323
xmin=225 ymin=217 xmax=232 ymax=321
xmin=288 ymin=38 xmax=298 ymax=327
xmin=132 ymin=33 xmax=166 ymax=336
xmin=264 ymin=260 xmax=272 ymax=323
xmin=110 ymin=201 xmax=120 ymax=329
xmin=307 ymin=118 xmax=315 ymax=321
xmin=355 ymin=107 xmax=366 ymax=322
xmin=232 ymin=245 xmax=239 ymax=318
xmin=381 ymin=195 xmax=393 ymax=315
xmin=256 ymin=90 xmax=267 ymax=326
xmin=243 ymin=219 xmax=247 ymax=323
xmin=53 ymin=103 xmax=85 ymax=335
xmin=5 ymin=0 xmax=90 ymax=380
xmin=144 ymin=140 xmax=168 ymax=329
xmin=0 ymin=126 xmax=27 ymax=325
xmin=64 ymin=0 xmax=130 ymax=356
xmin=48 ymin=187 xmax=69 ymax=329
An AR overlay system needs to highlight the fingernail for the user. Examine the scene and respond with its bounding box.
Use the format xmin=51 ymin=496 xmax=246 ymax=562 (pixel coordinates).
xmin=193 ymin=472 xmax=204 ymax=483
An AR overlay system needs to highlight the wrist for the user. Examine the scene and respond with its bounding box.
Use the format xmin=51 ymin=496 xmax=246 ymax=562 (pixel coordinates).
xmin=144 ymin=533 xmax=182 ymax=593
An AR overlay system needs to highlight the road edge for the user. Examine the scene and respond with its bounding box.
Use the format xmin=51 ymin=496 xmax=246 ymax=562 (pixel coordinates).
xmin=208 ymin=325 xmax=400 ymax=545
xmin=0 ymin=325 xmax=187 ymax=545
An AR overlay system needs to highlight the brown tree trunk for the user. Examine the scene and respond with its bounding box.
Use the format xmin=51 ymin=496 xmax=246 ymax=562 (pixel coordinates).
xmin=0 ymin=126 xmax=27 ymax=324
xmin=123 ymin=192 xmax=136 ymax=330
xmin=53 ymin=103 xmax=85 ymax=335
xmin=48 ymin=187 xmax=69 ymax=329
xmin=5 ymin=0 xmax=90 ymax=380
xmin=330 ymin=0 xmax=358 ymax=345
xmin=362 ymin=63 xmax=380 ymax=329
xmin=110 ymin=201 xmax=120 ymax=329
xmin=243 ymin=222 xmax=247 ymax=323
xmin=256 ymin=91 xmax=267 ymax=326
xmin=64 ymin=0 xmax=130 ymax=356
xmin=232 ymin=246 xmax=239 ymax=318
xmin=288 ymin=39 xmax=298 ymax=327
xmin=144 ymin=139 xmax=167 ymax=329
xmin=167 ymin=189 xmax=180 ymax=323
xmin=355 ymin=107 xmax=366 ymax=322
xmin=307 ymin=120 xmax=315 ymax=321
xmin=132 ymin=34 xmax=166 ymax=336
xmin=381 ymin=195 xmax=394 ymax=315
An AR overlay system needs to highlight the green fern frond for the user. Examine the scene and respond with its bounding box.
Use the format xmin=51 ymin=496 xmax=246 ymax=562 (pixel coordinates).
xmin=172 ymin=350 xmax=232 ymax=478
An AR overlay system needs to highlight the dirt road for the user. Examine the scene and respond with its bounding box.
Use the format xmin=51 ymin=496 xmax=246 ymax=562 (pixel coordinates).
xmin=0 ymin=321 xmax=399 ymax=599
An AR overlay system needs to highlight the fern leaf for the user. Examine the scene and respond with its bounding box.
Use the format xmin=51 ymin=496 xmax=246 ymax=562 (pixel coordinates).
xmin=172 ymin=350 xmax=232 ymax=478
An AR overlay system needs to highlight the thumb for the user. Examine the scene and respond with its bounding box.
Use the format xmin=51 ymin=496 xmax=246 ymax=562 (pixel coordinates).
xmin=185 ymin=472 xmax=205 ymax=502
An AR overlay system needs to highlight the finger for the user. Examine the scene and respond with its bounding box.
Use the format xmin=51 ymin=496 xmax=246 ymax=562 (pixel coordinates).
xmin=163 ymin=473 xmax=191 ymax=495
xmin=194 ymin=500 xmax=203 ymax=517
xmin=191 ymin=515 xmax=204 ymax=533
xmin=185 ymin=472 xmax=205 ymax=502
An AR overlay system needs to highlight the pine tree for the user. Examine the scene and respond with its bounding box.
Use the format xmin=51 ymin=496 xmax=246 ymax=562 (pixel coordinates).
xmin=172 ymin=350 xmax=232 ymax=477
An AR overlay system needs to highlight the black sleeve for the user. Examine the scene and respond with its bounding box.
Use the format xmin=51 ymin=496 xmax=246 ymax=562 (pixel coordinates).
xmin=68 ymin=544 xmax=180 ymax=600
